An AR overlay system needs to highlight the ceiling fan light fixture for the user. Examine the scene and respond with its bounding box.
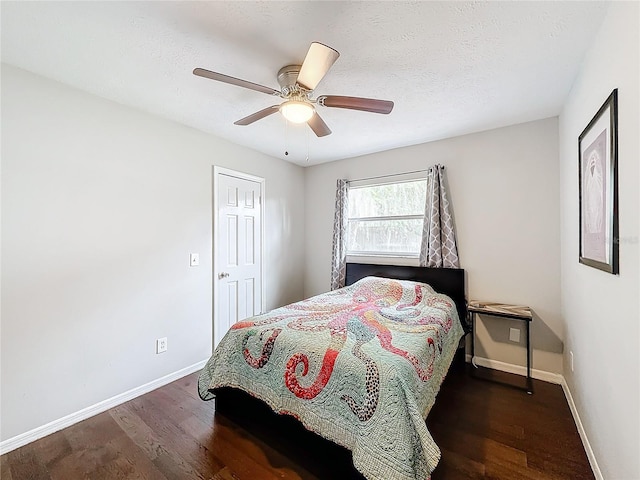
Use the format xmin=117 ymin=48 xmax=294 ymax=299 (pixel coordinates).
xmin=280 ymin=100 xmax=315 ymax=124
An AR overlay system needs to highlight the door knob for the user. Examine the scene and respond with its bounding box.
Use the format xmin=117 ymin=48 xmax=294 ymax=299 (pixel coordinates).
xmin=218 ymin=272 xmax=229 ymax=279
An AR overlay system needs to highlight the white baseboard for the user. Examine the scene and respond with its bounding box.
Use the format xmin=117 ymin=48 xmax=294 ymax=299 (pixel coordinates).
xmin=560 ymin=377 xmax=604 ymax=480
xmin=0 ymin=359 xmax=208 ymax=455
xmin=465 ymin=354 xmax=563 ymax=384
xmin=465 ymin=354 xmax=602 ymax=479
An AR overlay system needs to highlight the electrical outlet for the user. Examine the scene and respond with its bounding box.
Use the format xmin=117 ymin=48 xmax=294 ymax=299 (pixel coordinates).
xmin=509 ymin=327 xmax=520 ymax=343
xmin=156 ymin=337 xmax=168 ymax=354
xmin=570 ymin=351 xmax=574 ymax=372
xmin=189 ymin=253 xmax=200 ymax=267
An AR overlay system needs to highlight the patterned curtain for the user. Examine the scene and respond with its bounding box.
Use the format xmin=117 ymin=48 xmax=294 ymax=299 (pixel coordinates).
xmin=330 ymin=179 xmax=349 ymax=290
xmin=419 ymin=165 xmax=460 ymax=268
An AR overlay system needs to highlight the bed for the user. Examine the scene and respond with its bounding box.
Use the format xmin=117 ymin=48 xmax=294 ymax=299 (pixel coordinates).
xmin=198 ymin=263 xmax=467 ymax=480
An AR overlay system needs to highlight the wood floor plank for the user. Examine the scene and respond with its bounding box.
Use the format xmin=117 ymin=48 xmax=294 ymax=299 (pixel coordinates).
xmin=30 ymin=430 xmax=72 ymax=469
xmin=111 ymin=404 xmax=206 ymax=480
xmin=427 ymin=361 xmax=594 ymax=480
xmin=212 ymin=466 xmax=240 ymax=480
xmin=51 ymin=412 xmax=126 ymax=479
xmin=183 ymin=412 xmax=315 ymax=480
xmin=5 ymin=447 xmax=51 ymax=480
xmin=110 ymin=402 xmax=204 ymax=480
xmin=1 ymin=356 xmax=594 ymax=480
xmin=434 ymin=448 xmax=486 ymax=479
xmin=167 ymin=379 xmax=317 ymax=478
xmin=126 ymin=393 xmax=226 ymax=477
xmin=187 ymin=414 xmax=296 ymax=480
xmin=0 ymin=455 xmax=13 ymax=480
xmin=72 ymin=436 xmax=165 ymax=480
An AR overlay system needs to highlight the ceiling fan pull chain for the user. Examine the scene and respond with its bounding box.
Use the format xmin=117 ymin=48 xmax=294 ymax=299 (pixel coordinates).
xmin=305 ymin=125 xmax=310 ymax=163
xmin=284 ymin=118 xmax=290 ymax=157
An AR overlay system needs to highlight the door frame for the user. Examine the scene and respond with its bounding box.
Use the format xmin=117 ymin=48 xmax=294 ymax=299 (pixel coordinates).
xmin=212 ymin=166 xmax=266 ymax=349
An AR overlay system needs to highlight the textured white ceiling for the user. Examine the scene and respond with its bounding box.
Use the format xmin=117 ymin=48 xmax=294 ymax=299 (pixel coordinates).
xmin=1 ymin=1 xmax=608 ymax=166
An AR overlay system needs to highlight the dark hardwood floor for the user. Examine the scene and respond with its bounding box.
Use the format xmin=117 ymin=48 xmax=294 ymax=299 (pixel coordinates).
xmin=1 ymin=356 xmax=594 ymax=479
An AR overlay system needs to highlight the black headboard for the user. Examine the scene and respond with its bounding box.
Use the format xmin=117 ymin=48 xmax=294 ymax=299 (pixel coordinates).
xmin=345 ymin=263 xmax=467 ymax=327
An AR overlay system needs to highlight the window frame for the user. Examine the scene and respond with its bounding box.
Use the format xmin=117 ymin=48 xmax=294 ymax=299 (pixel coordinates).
xmin=345 ymin=174 xmax=427 ymax=259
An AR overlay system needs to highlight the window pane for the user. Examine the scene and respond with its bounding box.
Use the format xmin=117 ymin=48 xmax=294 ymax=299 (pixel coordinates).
xmin=347 ymin=219 xmax=423 ymax=254
xmin=348 ymin=180 xmax=426 ymax=218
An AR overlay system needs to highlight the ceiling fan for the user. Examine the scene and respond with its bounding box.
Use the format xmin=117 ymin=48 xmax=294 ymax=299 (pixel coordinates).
xmin=193 ymin=42 xmax=394 ymax=137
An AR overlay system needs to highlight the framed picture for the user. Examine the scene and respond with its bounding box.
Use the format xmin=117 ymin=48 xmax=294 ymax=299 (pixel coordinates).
xmin=578 ymin=89 xmax=619 ymax=274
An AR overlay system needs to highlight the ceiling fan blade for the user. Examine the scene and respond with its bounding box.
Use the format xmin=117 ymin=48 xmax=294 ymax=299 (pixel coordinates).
xmin=234 ymin=106 xmax=280 ymax=126
xmin=193 ymin=68 xmax=280 ymax=96
xmin=296 ymin=42 xmax=340 ymax=91
xmin=318 ymin=95 xmax=394 ymax=114
xmin=307 ymin=112 xmax=332 ymax=137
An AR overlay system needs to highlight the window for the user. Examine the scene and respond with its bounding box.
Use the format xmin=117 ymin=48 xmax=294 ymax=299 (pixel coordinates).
xmin=346 ymin=179 xmax=427 ymax=257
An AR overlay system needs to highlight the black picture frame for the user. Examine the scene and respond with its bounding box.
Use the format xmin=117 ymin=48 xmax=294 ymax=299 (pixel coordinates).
xmin=578 ymin=89 xmax=619 ymax=274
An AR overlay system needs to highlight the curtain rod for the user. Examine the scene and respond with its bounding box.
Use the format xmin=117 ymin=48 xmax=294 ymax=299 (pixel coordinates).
xmin=347 ymin=166 xmax=443 ymax=184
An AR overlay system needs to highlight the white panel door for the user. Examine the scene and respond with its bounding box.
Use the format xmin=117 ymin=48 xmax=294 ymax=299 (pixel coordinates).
xmin=215 ymin=172 xmax=262 ymax=346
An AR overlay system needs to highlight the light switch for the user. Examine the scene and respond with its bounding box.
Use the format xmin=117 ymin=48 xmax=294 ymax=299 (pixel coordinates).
xmin=189 ymin=253 xmax=200 ymax=267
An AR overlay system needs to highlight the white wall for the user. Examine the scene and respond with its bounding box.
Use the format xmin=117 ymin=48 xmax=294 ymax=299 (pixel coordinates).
xmin=559 ymin=2 xmax=639 ymax=479
xmin=0 ymin=65 xmax=305 ymax=442
xmin=304 ymin=118 xmax=562 ymax=374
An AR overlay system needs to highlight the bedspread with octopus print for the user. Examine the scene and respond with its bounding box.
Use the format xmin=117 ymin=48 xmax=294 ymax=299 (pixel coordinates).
xmin=198 ymin=276 xmax=464 ymax=480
